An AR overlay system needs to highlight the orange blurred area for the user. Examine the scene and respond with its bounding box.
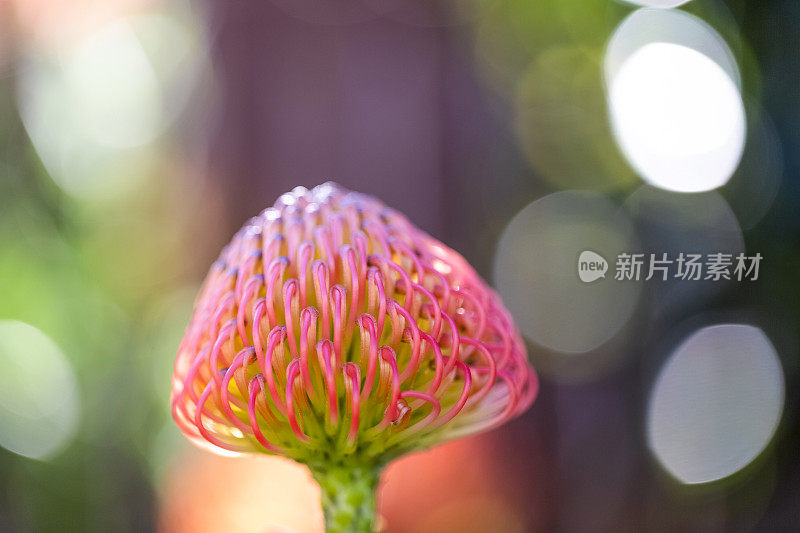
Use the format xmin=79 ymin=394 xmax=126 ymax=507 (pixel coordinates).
xmin=159 ymin=430 xmax=548 ymax=533
xmin=159 ymin=451 xmax=323 ymax=533
xmin=379 ymin=433 xmax=542 ymax=533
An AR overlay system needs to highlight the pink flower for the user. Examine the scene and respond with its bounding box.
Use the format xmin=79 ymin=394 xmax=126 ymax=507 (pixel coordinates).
xmin=172 ymin=183 xmax=536 ymax=461
xmin=170 ymin=183 xmax=537 ymax=526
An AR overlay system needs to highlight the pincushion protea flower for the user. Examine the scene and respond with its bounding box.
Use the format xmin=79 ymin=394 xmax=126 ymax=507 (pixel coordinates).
xmin=171 ymin=183 xmax=538 ymax=532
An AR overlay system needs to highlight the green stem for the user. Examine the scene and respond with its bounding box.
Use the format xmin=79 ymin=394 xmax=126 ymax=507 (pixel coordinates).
xmin=309 ymin=462 xmax=381 ymax=533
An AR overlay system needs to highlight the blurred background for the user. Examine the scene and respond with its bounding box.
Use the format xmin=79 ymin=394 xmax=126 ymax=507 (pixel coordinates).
xmin=0 ymin=0 xmax=797 ymax=531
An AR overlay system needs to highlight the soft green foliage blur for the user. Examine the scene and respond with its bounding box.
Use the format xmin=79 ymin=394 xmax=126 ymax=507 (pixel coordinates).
xmin=0 ymin=4 xmax=209 ymax=529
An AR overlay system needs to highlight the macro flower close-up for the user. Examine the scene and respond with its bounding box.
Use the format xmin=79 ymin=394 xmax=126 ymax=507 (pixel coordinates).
xmin=1 ymin=1 xmax=797 ymax=532
xmin=170 ymin=183 xmax=537 ymax=531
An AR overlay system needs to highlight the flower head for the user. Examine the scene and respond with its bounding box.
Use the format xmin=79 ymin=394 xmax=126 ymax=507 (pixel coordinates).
xmin=171 ymin=183 xmax=537 ymax=465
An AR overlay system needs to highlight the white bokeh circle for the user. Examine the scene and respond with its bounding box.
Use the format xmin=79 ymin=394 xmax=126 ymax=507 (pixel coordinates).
xmin=648 ymin=324 xmax=784 ymax=484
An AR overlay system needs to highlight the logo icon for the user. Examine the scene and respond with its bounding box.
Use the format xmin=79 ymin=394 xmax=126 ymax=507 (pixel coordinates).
xmin=578 ymin=251 xmax=608 ymax=283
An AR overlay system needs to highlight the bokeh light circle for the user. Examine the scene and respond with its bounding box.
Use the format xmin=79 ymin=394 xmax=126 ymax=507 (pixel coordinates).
xmin=494 ymin=191 xmax=641 ymax=354
xmin=16 ymin=6 xmax=206 ymax=200
xmin=622 ymin=0 xmax=692 ymax=8
xmin=0 ymin=320 xmax=80 ymax=460
xmin=605 ymin=8 xmax=741 ymax=88
xmin=67 ymin=19 xmax=163 ymax=149
xmin=605 ymin=9 xmax=745 ymax=193
xmin=647 ymin=324 xmax=784 ymax=484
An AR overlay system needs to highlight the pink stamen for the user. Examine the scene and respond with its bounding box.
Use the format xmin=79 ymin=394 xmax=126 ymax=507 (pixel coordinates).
xmin=247 ymin=376 xmax=285 ymax=454
xmin=316 ymin=339 xmax=339 ymax=426
xmin=343 ymin=362 xmax=361 ymax=445
xmin=284 ymin=360 xmax=310 ymax=443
